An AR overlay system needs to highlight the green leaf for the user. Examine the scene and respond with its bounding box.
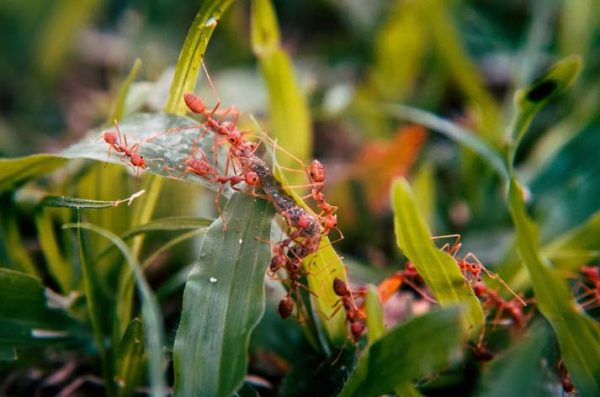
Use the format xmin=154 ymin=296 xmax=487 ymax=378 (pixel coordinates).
xmin=41 ymin=191 xmax=147 ymax=209
xmin=0 ymin=154 xmax=67 ymax=192
xmin=116 ymin=318 xmax=146 ymax=397
xmin=505 ymin=55 xmax=600 ymax=397
xmin=543 ymin=209 xmax=600 ymax=270
xmin=476 ymin=323 xmax=553 ymax=397
xmin=251 ymin=0 xmax=312 ymax=185
xmin=507 ymin=180 xmax=600 ymax=397
xmin=64 ymin=222 xmax=167 ymax=397
xmin=0 ymin=268 xmax=79 ymax=345
xmin=364 ymin=285 xmax=384 ymax=346
xmin=34 ymin=208 xmax=72 ymax=293
xmin=173 ymin=193 xmax=274 ymax=397
xmin=110 ymin=58 xmax=142 ymax=122
xmin=61 ymin=113 xmax=231 ymax=192
xmin=121 ymin=216 xmax=213 ymax=239
xmin=164 ymin=0 xmax=235 ymax=115
xmin=0 ymin=345 xmax=17 ymax=361
xmin=0 ymin=195 xmax=39 ymax=277
xmin=339 ymin=308 xmax=464 ymax=397
xmin=510 ymin=55 xmax=582 ymax=153
xmin=391 ymin=178 xmax=484 ymax=334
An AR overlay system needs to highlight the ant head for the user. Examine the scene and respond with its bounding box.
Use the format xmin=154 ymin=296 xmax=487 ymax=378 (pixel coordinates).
xmin=227 ymin=129 xmax=243 ymax=146
xmin=308 ymin=159 xmax=325 ymax=183
xmin=244 ymin=171 xmax=260 ymax=186
xmin=332 ymin=277 xmax=349 ymax=297
xmin=183 ymin=93 xmax=205 ymax=114
xmin=131 ymin=153 xmax=145 ymax=167
xmin=472 ymin=282 xmax=487 ymax=297
xmin=350 ymin=320 xmax=364 ymax=339
xmin=270 ymin=254 xmax=286 ymax=273
xmin=581 ymin=266 xmax=600 ymax=280
xmin=323 ymin=214 xmax=337 ymax=229
xmin=278 ymin=296 xmax=294 ymax=318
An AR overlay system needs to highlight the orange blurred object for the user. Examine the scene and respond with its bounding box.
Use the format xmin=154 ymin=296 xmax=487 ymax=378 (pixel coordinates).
xmin=354 ymin=125 xmax=426 ymax=213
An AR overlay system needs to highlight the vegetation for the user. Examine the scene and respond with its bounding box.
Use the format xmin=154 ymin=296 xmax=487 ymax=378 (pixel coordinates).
xmin=1 ymin=0 xmax=599 ymax=396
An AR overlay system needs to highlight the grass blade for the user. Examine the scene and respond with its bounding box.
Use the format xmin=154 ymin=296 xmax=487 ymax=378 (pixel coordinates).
xmin=391 ymin=178 xmax=484 ymax=333
xmin=116 ymin=318 xmax=146 ymax=397
xmin=164 ymin=0 xmax=235 ymax=115
xmin=110 ymin=58 xmax=142 ymax=122
xmin=0 ymin=154 xmax=67 ymax=192
xmin=173 ymin=193 xmax=274 ymax=397
xmin=34 ymin=208 xmax=72 ymax=293
xmin=507 ymin=180 xmax=600 ymax=396
xmin=339 ymin=308 xmax=464 ymax=397
xmin=251 ymin=0 xmax=312 ymax=184
xmin=382 ymin=104 xmax=508 ymax=180
xmin=505 ymin=55 xmax=600 ymax=397
xmin=64 ymin=222 xmax=167 ymax=397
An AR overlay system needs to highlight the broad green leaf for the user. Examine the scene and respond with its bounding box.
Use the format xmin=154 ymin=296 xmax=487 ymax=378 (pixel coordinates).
xmin=412 ymin=162 xmax=436 ymax=226
xmin=116 ymin=318 xmax=146 ymax=397
xmin=339 ymin=308 xmax=464 ymax=397
xmin=61 ymin=113 xmax=228 ymax=191
xmin=0 ymin=154 xmax=67 ymax=192
xmin=391 ymin=178 xmax=484 ymax=333
xmin=173 ymin=193 xmax=274 ymax=397
xmin=164 ymin=0 xmax=235 ymax=115
xmin=251 ymin=0 xmax=312 ymax=185
xmin=0 ymin=268 xmax=79 ymax=345
xmin=476 ymin=324 xmax=553 ymax=397
xmin=64 ymin=222 xmax=167 ymax=397
xmin=0 ymin=345 xmax=17 ymax=361
xmin=383 ymin=104 xmax=507 ymax=180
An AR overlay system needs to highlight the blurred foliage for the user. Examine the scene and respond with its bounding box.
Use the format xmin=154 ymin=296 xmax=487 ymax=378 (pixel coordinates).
xmin=1 ymin=0 xmax=600 ymax=396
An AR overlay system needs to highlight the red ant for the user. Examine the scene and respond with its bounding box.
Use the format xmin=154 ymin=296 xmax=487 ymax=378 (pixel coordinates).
xmin=102 ymin=124 xmax=149 ymax=177
xmin=331 ymin=277 xmax=366 ymax=341
xmin=472 ymin=282 xmax=532 ymax=330
xmin=575 ymin=265 xmax=600 ymax=310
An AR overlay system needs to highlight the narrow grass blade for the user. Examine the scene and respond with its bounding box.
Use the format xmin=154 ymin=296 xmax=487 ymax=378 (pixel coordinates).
xmin=116 ymin=318 xmax=146 ymax=397
xmin=110 ymin=58 xmax=142 ymax=122
xmin=34 ymin=208 xmax=72 ymax=293
xmin=543 ymin=209 xmax=600 ymax=270
xmin=505 ymin=55 xmax=600 ymax=397
xmin=391 ymin=178 xmax=484 ymax=334
xmin=339 ymin=308 xmax=464 ymax=397
xmin=164 ymin=0 xmax=235 ymax=115
xmin=64 ymin=222 xmax=167 ymax=397
xmin=507 ymin=180 xmax=600 ymax=396
xmin=251 ymin=0 xmax=312 ymax=185
xmin=173 ymin=193 xmax=274 ymax=397
xmin=41 ymin=191 xmax=147 ymax=209
xmin=0 ymin=155 xmax=67 ymax=192
xmin=382 ymin=104 xmax=508 ymax=180
xmin=0 ymin=196 xmax=39 ymax=277
xmin=364 ymin=285 xmax=384 ymax=347
xmin=121 ymin=216 xmax=213 ymax=239
xmin=509 ymin=55 xmax=582 ymax=155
